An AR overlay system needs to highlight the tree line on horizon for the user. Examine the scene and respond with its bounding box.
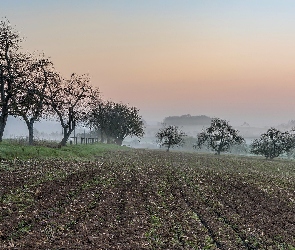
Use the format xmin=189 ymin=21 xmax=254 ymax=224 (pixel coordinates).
xmin=0 ymin=18 xmax=144 ymax=146
xmin=157 ymin=118 xmax=295 ymax=160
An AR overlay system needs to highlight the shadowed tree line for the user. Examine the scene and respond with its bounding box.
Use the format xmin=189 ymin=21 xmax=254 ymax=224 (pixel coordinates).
xmin=0 ymin=18 xmax=144 ymax=146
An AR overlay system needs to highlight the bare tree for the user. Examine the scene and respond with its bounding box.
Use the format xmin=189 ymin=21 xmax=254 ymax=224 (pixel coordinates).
xmin=195 ymin=118 xmax=245 ymax=155
xmin=47 ymin=73 xmax=97 ymax=146
xmin=156 ymin=124 xmax=186 ymax=152
xmin=0 ymin=18 xmax=24 ymax=141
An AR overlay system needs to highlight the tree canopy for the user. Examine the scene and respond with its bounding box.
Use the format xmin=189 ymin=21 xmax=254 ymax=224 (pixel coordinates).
xmin=11 ymin=56 xmax=55 ymax=145
xmin=88 ymin=101 xmax=145 ymax=145
xmin=46 ymin=73 xmax=99 ymax=146
xmin=250 ymin=127 xmax=295 ymax=159
xmin=195 ymin=118 xmax=245 ymax=155
xmin=156 ymin=124 xmax=186 ymax=152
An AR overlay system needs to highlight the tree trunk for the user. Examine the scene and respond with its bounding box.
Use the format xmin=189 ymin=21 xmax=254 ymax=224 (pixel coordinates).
xmin=25 ymin=119 xmax=35 ymax=145
xmin=60 ymin=126 xmax=74 ymax=146
xmin=166 ymin=144 xmax=170 ymax=152
xmin=115 ymin=138 xmax=123 ymax=146
xmin=100 ymin=130 xmax=104 ymax=143
xmin=216 ymin=141 xmax=223 ymax=155
xmin=0 ymin=114 xmax=8 ymax=142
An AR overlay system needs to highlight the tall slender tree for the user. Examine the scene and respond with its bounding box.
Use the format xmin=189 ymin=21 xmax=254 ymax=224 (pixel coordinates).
xmin=0 ymin=18 xmax=24 ymax=141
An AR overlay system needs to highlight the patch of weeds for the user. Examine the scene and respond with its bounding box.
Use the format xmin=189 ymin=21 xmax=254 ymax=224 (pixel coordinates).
xmin=9 ymin=220 xmax=32 ymax=239
xmin=203 ymin=235 xmax=216 ymax=249
xmin=276 ymin=241 xmax=295 ymax=250
xmin=2 ymin=188 xmax=35 ymax=209
xmin=81 ymin=177 xmax=102 ymax=190
xmin=145 ymin=213 xmax=165 ymax=248
xmin=17 ymin=220 xmax=32 ymax=234
xmin=157 ymin=181 xmax=167 ymax=197
xmin=150 ymin=214 xmax=161 ymax=227
xmin=145 ymin=228 xmax=165 ymax=248
xmin=65 ymin=219 xmax=77 ymax=230
xmin=0 ymin=162 xmax=14 ymax=171
xmin=66 ymin=189 xmax=79 ymax=199
xmin=173 ymin=224 xmax=186 ymax=246
xmin=81 ymin=176 xmax=115 ymax=190
xmin=87 ymin=193 xmax=101 ymax=210
xmin=43 ymin=170 xmax=68 ymax=181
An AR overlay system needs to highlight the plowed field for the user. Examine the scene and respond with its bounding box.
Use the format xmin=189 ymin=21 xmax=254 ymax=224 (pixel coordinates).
xmin=1 ymin=150 xmax=295 ymax=249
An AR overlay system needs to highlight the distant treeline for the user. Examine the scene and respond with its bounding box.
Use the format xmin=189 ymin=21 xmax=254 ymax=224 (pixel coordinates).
xmin=163 ymin=114 xmax=211 ymax=126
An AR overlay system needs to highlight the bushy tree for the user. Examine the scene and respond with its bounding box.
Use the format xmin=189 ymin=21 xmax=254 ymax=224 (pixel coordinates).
xmin=195 ymin=118 xmax=245 ymax=155
xmin=250 ymin=128 xmax=295 ymax=159
xmin=88 ymin=101 xmax=112 ymax=143
xmin=156 ymin=124 xmax=186 ymax=152
xmin=89 ymin=101 xmax=145 ymax=146
xmin=285 ymin=129 xmax=295 ymax=158
xmin=106 ymin=102 xmax=145 ymax=145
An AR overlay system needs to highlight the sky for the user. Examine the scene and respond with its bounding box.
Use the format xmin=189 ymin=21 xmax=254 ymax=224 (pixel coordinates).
xmin=2 ymin=0 xmax=295 ymax=127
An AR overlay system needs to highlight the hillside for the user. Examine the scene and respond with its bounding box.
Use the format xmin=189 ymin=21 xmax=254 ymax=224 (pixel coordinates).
xmin=163 ymin=114 xmax=211 ymax=126
xmin=0 ymin=144 xmax=295 ymax=249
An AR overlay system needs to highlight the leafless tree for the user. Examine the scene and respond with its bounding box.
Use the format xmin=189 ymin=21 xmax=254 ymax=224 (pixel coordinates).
xmin=47 ymin=73 xmax=97 ymax=146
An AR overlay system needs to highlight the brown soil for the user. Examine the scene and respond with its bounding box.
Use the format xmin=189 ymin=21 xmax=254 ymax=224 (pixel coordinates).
xmin=1 ymin=150 xmax=295 ymax=249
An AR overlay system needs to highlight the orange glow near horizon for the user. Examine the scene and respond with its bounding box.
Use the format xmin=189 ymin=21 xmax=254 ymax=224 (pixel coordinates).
xmin=2 ymin=1 xmax=295 ymax=126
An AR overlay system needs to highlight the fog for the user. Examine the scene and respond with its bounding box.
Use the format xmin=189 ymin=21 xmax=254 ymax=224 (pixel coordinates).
xmin=6 ymin=114 xmax=295 ymax=154
xmin=125 ymin=115 xmax=295 ymax=151
xmin=5 ymin=117 xmax=82 ymax=142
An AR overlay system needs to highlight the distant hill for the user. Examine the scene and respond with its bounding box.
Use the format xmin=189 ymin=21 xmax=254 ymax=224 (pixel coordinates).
xmin=277 ymin=120 xmax=295 ymax=131
xmin=163 ymin=114 xmax=211 ymax=126
xmin=240 ymin=122 xmax=250 ymax=127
